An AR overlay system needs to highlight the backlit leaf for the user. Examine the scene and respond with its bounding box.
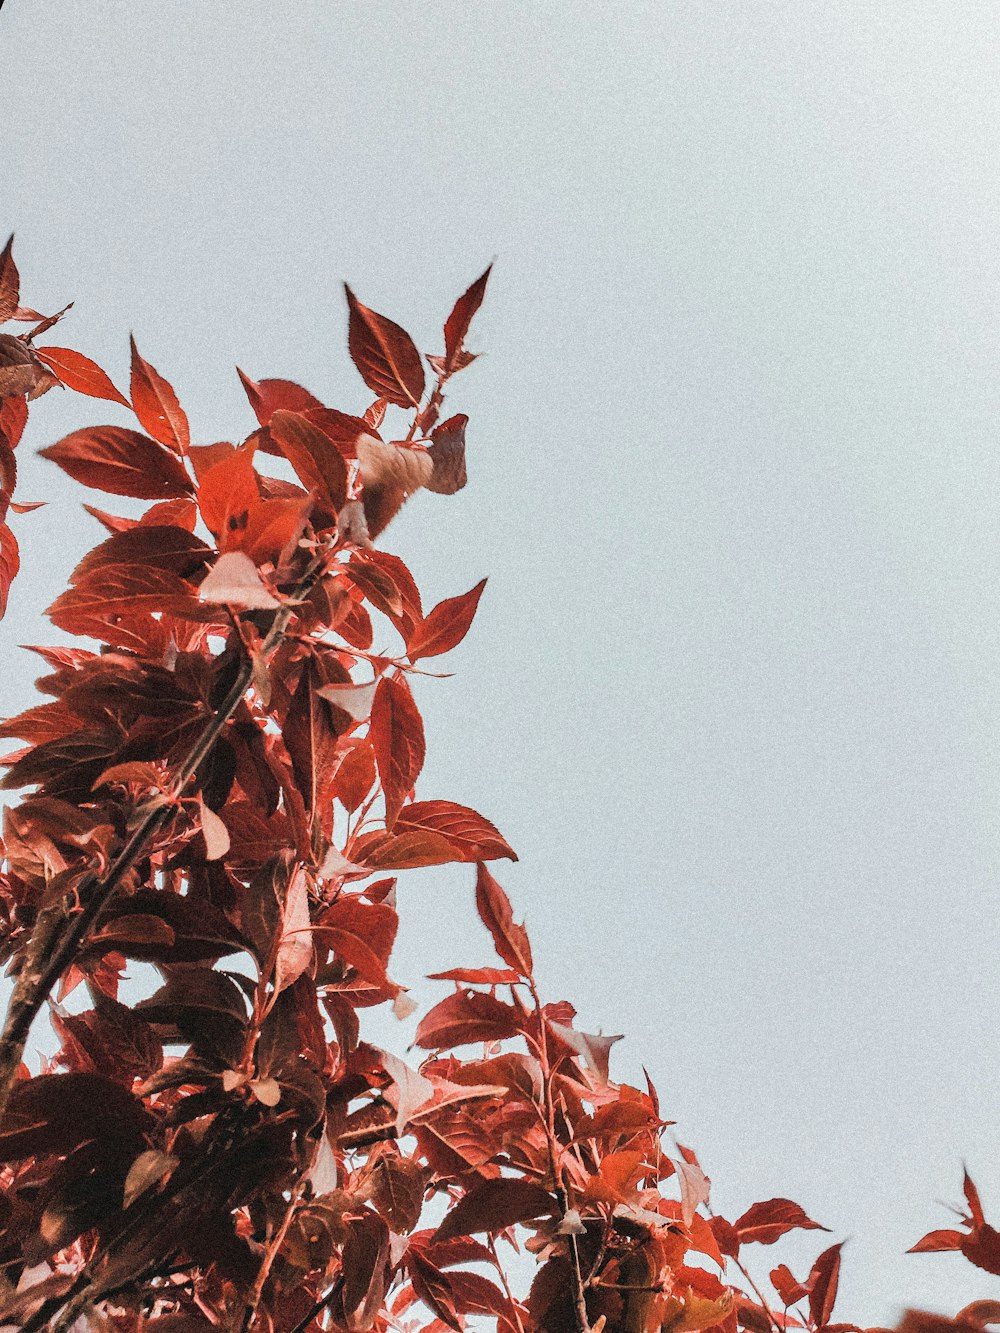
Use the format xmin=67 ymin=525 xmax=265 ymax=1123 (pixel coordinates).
xmin=40 ymin=426 xmax=194 ymax=499
xmin=396 ymin=800 xmax=516 ymax=862
xmin=130 ymin=336 xmax=190 ymax=454
xmin=407 ymin=578 xmax=487 ymax=661
xmin=35 ymin=346 xmax=131 ymax=408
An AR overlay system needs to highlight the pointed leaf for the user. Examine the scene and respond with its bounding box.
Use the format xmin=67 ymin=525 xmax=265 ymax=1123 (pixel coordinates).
xmin=345 ymin=285 xmax=425 ymax=408
xmin=274 ymin=866 xmax=313 ymax=994
xmin=40 ymin=426 xmax=194 ymax=498
xmin=269 ymin=408 xmax=349 ymax=512
xmin=807 ymin=1243 xmax=843 ymax=1328
xmin=0 ymin=236 xmax=18 ymax=323
xmin=407 ymin=578 xmax=487 ymax=661
xmin=434 ymin=1178 xmax=555 ymax=1242
xmin=735 ymin=1199 xmax=829 ymax=1247
xmin=199 ymin=551 xmax=279 ymax=608
xmin=370 ymin=673 xmax=425 ymax=827
xmin=34 ymin=347 xmax=131 ymax=408
xmin=395 ymin=801 xmax=516 ymax=862
xmin=443 ymin=264 xmax=492 ymax=370
xmin=130 ymin=336 xmax=190 ymax=453
xmin=475 ymin=863 xmax=532 ymax=977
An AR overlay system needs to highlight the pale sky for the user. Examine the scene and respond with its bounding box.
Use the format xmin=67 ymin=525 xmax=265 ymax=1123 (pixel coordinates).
xmin=3 ymin=2 xmax=1000 ymax=1323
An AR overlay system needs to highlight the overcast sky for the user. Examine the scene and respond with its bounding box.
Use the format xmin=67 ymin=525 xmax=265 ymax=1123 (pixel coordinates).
xmin=3 ymin=1 xmax=1000 ymax=1323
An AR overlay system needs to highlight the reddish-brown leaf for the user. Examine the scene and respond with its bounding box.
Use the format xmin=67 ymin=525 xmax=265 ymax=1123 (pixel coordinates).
xmin=269 ymin=409 xmax=349 ymax=513
xmin=34 ymin=347 xmax=131 ymax=408
xmin=367 ymin=1152 xmax=427 ymax=1233
xmin=475 ymin=863 xmax=533 ymax=978
xmin=434 ymin=1178 xmax=555 ymax=1242
xmin=237 ymin=369 xmax=324 ymax=427
xmin=370 ymin=673 xmax=426 ymax=827
xmin=408 ymin=1252 xmax=463 ymax=1332
xmin=0 ymin=235 xmax=18 ymax=324
xmin=407 ymin=578 xmax=487 ymax=661
xmin=345 ymin=285 xmax=426 ymax=408
xmin=907 ymin=1229 xmax=964 ymax=1254
xmin=769 ymin=1263 xmax=810 ymax=1308
xmin=442 ymin=265 xmax=492 ymax=371
xmin=735 ymin=1198 xmax=828 ymax=1246
xmin=414 ymin=989 xmax=523 ymax=1050
xmin=0 ymin=522 xmax=19 ymax=620
xmin=40 ymin=426 xmax=194 ymax=499
xmin=130 ymin=336 xmax=190 ymax=454
xmin=395 ymin=800 xmax=516 ymax=863
xmin=0 ymin=393 xmax=27 ymax=447
xmin=350 ymin=827 xmax=463 ymax=871
xmin=807 ymin=1243 xmax=843 ymax=1328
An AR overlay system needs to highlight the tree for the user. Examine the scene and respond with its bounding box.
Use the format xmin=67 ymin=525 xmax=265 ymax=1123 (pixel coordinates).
xmin=0 ymin=236 xmax=995 ymax=1333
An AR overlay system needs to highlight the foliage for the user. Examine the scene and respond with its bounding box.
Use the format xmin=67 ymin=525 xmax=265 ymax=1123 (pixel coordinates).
xmin=0 ymin=238 xmax=993 ymax=1332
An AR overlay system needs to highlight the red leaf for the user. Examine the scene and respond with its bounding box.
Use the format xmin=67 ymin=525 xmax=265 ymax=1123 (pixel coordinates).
xmin=407 ymin=578 xmax=487 ymax=661
xmin=269 ymin=409 xmax=349 ymax=513
xmin=427 ymin=966 xmax=522 ymax=984
xmin=40 ymin=426 xmax=194 ymax=499
xmin=442 ymin=265 xmax=492 ymax=372
xmin=0 ymin=394 xmax=27 ymax=447
xmin=769 ymin=1264 xmax=809 ymax=1308
xmin=408 ymin=1252 xmax=463 ymax=1332
xmin=907 ymin=1229 xmax=964 ymax=1254
xmin=0 ymin=522 xmax=19 ymax=620
xmin=434 ymin=1178 xmax=555 ymax=1242
xmin=962 ymin=1225 xmax=1000 ymax=1277
xmin=964 ymin=1169 xmax=987 ymax=1229
xmin=237 ymin=369 xmax=324 ymax=427
xmin=475 ymin=863 xmax=533 ymax=978
xmin=197 ymin=449 xmax=262 ymax=547
xmin=395 ymin=800 xmax=516 ymax=863
xmin=34 ymin=347 xmax=131 ymax=408
xmin=370 ymin=673 xmax=425 ymax=827
xmin=414 ymin=989 xmax=523 ymax=1049
xmin=708 ymin=1215 xmax=741 ymax=1260
xmin=735 ymin=1199 xmax=828 ymax=1246
xmin=0 ymin=235 xmax=18 ymax=323
xmin=807 ymin=1243 xmax=843 ymax=1329
xmin=350 ymin=827 xmax=464 ymax=871
xmin=130 ymin=337 xmax=190 ymax=454
xmin=345 ymin=285 xmax=425 ymax=408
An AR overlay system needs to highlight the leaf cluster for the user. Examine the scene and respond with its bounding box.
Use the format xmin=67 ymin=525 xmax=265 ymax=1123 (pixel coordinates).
xmin=0 ymin=241 xmax=990 ymax=1333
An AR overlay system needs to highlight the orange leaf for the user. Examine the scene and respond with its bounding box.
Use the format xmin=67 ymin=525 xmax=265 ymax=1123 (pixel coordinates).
xmin=35 ymin=347 xmax=131 ymax=408
xmin=130 ymin=337 xmax=190 ymax=454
